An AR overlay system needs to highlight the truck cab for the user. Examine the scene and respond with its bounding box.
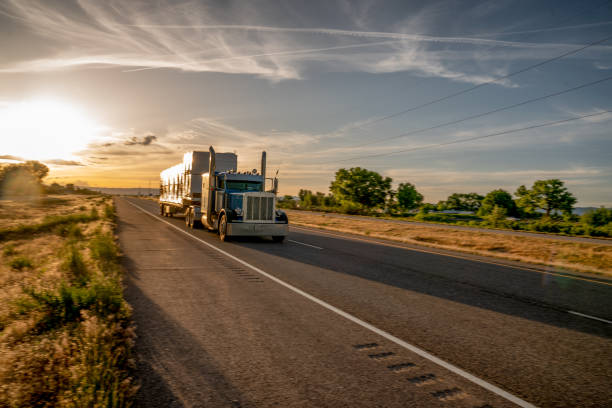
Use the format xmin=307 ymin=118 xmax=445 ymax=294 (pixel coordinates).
xmin=189 ymin=147 xmax=288 ymax=241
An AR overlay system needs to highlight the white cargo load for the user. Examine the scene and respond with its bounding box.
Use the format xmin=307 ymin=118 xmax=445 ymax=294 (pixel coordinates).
xmin=160 ymin=151 xmax=237 ymax=205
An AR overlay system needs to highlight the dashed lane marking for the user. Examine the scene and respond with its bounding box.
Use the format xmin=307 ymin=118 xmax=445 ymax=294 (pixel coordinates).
xmin=126 ymin=199 xmax=538 ymax=408
xmin=288 ymin=239 xmax=323 ymax=250
xmin=289 ymin=225 xmax=612 ymax=287
xmin=568 ymin=310 xmax=612 ymax=324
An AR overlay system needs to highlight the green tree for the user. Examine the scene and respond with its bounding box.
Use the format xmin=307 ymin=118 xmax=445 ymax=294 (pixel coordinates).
xmin=484 ymin=205 xmax=508 ymax=227
xmin=0 ymin=160 xmax=49 ymax=198
xmin=330 ymin=167 xmax=392 ymax=209
xmin=396 ymin=182 xmax=423 ymax=210
xmin=478 ymin=189 xmax=517 ymax=217
xmin=443 ymin=193 xmax=484 ymax=212
xmin=581 ymin=207 xmax=612 ymax=227
xmin=515 ymin=179 xmax=576 ymax=217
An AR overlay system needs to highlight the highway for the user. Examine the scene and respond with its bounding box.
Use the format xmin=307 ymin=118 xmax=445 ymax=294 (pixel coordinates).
xmin=116 ymin=197 xmax=612 ymax=408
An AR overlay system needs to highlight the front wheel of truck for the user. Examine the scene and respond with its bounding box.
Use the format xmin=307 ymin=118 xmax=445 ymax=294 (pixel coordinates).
xmin=272 ymin=235 xmax=285 ymax=243
xmin=219 ymin=215 xmax=229 ymax=241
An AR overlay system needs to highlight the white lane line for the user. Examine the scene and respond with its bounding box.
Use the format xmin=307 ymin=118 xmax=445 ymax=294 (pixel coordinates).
xmin=288 ymin=239 xmax=323 ymax=250
xmin=125 ymin=199 xmax=537 ymax=408
xmin=568 ymin=310 xmax=612 ymax=324
xmin=290 ymin=225 xmax=612 ymax=287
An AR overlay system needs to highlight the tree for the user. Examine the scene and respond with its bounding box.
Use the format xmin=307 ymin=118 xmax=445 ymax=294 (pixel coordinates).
xmin=330 ymin=167 xmax=392 ymax=209
xmin=396 ymin=182 xmax=423 ymax=210
xmin=442 ymin=193 xmax=484 ymax=212
xmin=0 ymin=160 xmax=49 ymax=198
xmin=515 ymin=179 xmax=576 ymax=217
xmin=478 ymin=189 xmax=518 ymax=217
xmin=581 ymin=207 xmax=612 ymax=227
xmin=484 ymin=205 xmax=508 ymax=227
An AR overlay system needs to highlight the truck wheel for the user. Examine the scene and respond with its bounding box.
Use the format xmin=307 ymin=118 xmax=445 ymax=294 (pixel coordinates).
xmin=219 ymin=215 xmax=229 ymax=241
xmin=159 ymin=204 xmax=164 ymax=216
xmin=185 ymin=210 xmax=190 ymax=227
xmin=272 ymin=236 xmax=285 ymax=243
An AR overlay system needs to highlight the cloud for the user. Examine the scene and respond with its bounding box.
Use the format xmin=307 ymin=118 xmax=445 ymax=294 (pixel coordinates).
xmin=0 ymin=154 xmax=24 ymax=161
xmin=0 ymin=0 xmax=602 ymax=84
xmin=124 ymin=134 xmax=157 ymax=146
xmin=44 ymin=159 xmax=85 ymax=166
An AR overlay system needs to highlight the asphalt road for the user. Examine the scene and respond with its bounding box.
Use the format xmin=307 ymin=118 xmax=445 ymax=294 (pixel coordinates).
xmin=287 ymin=210 xmax=612 ymax=245
xmin=116 ymin=197 xmax=612 ymax=408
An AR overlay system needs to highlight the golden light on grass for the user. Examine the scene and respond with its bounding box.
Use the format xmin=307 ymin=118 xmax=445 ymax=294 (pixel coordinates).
xmin=0 ymin=99 xmax=101 ymax=161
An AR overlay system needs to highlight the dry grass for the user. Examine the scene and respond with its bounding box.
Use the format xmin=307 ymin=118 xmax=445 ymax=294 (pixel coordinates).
xmin=286 ymin=210 xmax=612 ymax=276
xmin=0 ymin=194 xmax=137 ymax=407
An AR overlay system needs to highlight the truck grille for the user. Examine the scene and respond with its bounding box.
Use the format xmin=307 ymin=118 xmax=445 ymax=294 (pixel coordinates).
xmin=245 ymin=196 xmax=274 ymax=221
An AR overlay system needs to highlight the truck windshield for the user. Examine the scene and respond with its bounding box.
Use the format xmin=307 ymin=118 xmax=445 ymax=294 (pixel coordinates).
xmin=226 ymin=181 xmax=262 ymax=192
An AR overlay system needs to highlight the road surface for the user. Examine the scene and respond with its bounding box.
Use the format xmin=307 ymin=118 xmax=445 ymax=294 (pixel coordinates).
xmin=116 ymin=197 xmax=612 ymax=408
xmin=287 ymin=209 xmax=612 ymax=245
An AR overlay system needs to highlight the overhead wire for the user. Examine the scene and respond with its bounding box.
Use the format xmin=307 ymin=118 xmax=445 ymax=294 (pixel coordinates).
xmin=333 ymin=31 xmax=612 ymax=138
xmin=329 ymin=109 xmax=612 ymax=163
xmin=346 ymin=74 xmax=612 ymax=149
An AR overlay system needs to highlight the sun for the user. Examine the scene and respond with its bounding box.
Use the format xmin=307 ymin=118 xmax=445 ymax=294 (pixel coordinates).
xmin=0 ymin=99 xmax=101 ymax=161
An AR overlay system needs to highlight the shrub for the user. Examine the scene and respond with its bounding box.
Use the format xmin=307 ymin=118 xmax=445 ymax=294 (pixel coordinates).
xmin=581 ymin=207 xmax=612 ymax=227
xmin=10 ymin=256 xmax=33 ymax=271
xmin=24 ymin=279 xmax=127 ymax=333
xmin=89 ymin=232 xmax=119 ymax=272
xmin=62 ymin=245 xmax=89 ymax=286
xmin=103 ymin=204 xmax=115 ymax=220
xmin=338 ymin=200 xmax=364 ymax=215
xmin=89 ymin=207 xmax=99 ymax=220
xmin=2 ymin=244 xmax=17 ymax=256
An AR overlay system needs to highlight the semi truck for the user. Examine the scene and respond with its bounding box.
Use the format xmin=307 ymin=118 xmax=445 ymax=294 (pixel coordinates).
xmin=159 ymin=147 xmax=288 ymax=241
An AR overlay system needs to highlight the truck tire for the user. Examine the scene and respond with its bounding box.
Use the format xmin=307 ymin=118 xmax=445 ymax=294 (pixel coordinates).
xmin=272 ymin=236 xmax=285 ymax=243
xmin=159 ymin=204 xmax=164 ymax=216
xmin=219 ymin=215 xmax=229 ymax=241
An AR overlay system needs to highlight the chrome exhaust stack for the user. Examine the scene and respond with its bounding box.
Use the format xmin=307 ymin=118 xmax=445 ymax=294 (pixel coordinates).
xmin=207 ymin=146 xmax=216 ymax=228
xmin=260 ymin=151 xmax=266 ymax=192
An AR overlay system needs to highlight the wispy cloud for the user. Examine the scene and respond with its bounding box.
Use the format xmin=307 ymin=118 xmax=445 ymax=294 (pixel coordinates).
xmin=44 ymin=159 xmax=85 ymax=166
xmin=0 ymin=0 xmax=599 ymax=83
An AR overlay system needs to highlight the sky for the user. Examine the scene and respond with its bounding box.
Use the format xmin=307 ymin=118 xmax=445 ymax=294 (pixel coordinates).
xmin=0 ymin=0 xmax=611 ymax=205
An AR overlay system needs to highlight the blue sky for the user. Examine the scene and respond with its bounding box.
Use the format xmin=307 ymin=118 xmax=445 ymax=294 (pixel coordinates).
xmin=1 ymin=0 xmax=611 ymax=205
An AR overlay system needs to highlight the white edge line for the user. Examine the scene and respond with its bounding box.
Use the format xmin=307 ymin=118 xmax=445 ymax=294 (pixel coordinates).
xmin=125 ymin=199 xmax=538 ymax=408
xmin=568 ymin=310 xmax=612 ymax=324
xmin=288 ymin=239 xmax=323 ymax=250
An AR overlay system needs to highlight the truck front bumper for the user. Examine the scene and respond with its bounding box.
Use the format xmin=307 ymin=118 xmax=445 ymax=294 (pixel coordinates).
xmin=226 ymin=222 xmax=288 ymax=237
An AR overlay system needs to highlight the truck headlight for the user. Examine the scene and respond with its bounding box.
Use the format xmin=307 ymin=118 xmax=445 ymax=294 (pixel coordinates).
xmin=235 ymin=207 xmax=243 ymax=216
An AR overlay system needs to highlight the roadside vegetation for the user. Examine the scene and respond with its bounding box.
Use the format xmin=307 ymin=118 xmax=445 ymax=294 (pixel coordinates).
xmin=0 ymin=161 xmax=136 ymax=407
xmin=277 ymin=167 xmax=612 ymax=238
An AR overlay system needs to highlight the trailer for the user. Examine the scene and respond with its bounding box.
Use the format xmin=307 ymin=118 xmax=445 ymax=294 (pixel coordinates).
xmin=159 ymin=147 xmax=288 ymax=241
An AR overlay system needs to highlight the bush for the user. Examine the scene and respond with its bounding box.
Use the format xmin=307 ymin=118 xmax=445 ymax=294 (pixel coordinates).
xmin=581 ymin=207 xmax=612 ymax=227
xmin=3 ymin=244 xmax=17 ymax=256
xmin=10 ymin=256 xmax=33 ymax=271
xmin=338 ymin=200 xmax=365 ymax=215
xmin=62 ymin=245 xmax=89 ymax=286
xmin=89 ymin=232 xmax=119 ymax=272
xmin=103 ymin=204 xmax=115 ymax=220
xmin=24 ymin=279 xmax=127 ymax=333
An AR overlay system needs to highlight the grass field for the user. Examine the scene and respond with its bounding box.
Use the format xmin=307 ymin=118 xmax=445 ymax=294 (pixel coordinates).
xmin=286 ymin=210 xmax=612 ymax=276
xmin=0 ymin=194 xmax=136 ymax=407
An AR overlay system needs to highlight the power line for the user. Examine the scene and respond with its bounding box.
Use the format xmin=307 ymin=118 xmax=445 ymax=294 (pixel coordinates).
xmin=336 ymin=33 xmax=612 ymax=136
xmin=348 ymin=74 xmax=612 ymax=149
xmin=329 ymin=109 xmax=612 ymax=163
